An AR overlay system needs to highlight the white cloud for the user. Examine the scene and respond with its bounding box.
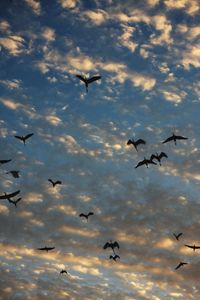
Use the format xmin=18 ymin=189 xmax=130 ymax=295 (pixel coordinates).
xmin=162 ymin=90 xmax=186 ymax=104
xmin=59 ymin=0 xmax=77 ymax=9
xmin=42 ymin=27 xmax=55 ymax=42
xmin=181 ymin=43 xmax=200 ymax=69
xmin=24 ymin=0 xmax=41 ymax=15
xmin=118 ymin=24 xmax=138 ymax=52
xmin=150 ymin=15 xmax=173 ymax=45
xmin=0 ymin=79 xmax=22 ymax=90
xmin=83 ymin=9 xmax=108 ymax=25
xmin=0 ymin=35 xmax=25 ymax=56
xmin=0 ymin=20 xmax=11 ymax=33
xmin=164 ymin=0 xmax=199 ymax=15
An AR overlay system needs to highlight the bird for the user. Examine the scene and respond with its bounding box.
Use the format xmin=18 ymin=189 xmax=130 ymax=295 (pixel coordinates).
xmin=135 ymin=157 xmax=157 ymax=168
xmin=103 ymin=240 xmax=120 ymax=255
xmin=75 ymin=74 xmax=101 ymax=93
xmin=109 ymin=254 xmax=120 ymax=261
xmin=37 ymin=246 xmax=55 ymax=252
xmin=79 ymin=212 xmax=94 ymax=221
xmin=150 ymin=152 xmax=168 ymax=166
xmin=173 ymin=233 xmax=183 ymax=241
xmin=6 ymin=170 xmax=20 ymax=178
xmin=8 ymin=197 xmax=21 ymax=207
xmin=175 ymin=262 xmax=188 ymax=270
xmin=14 ymin=133 xmax=34 ymax=145
xmin=60 ymin=270 xmax=68 ymax=275
xmin=0 ymin=190 xmax=20 ymax=200
xmin=48 ymin=179 xmax=62 ymax=187
xmin=184 ymin=244 xmax=200 ymax=251
xmin=0 ymin=159 xmax=12 ymax=165
xmin=127 ymin=138 xmax=146 ymax=152
xmin=162 ymin=133 xmax=188 ymax=145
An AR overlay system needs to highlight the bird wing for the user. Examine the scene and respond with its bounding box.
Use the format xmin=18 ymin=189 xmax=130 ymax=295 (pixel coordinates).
xmin=135 ymin=160 xmax=145 ymax=168
xmin=79 ymin=213 xmax=86 ymax=218
xmin=0 ymin=190 xmax=20 ymax=200
xmin=14 ymin=135 xmax=23 ymax=140
xmin=87 ymin=76 xmax=101 ymax=83
xmin=47 ymin=247 xmax=55 ymax=250
xmin=48 ymin=179 xmax=54 ymax=185
xmin=38 ymin=247 xmax=46 ymax=250
xmin=88 ymin=212 xmax=94 ymax=216
xmin=113 ymin=241 xmax=120 ymax=249
xmin=135 ymin=139 xmax=146 ymax=145
xmin=76 ymin=74 xmax=86 ymax=83
xmin=194 ymin=246 xmax=200 ymax=249
xmin=184 ymin=244 xmax=193 ymax=249
xmin=159 ymin=152 xmax=168 ymax=159
xmin=0 ymin=159 xmax=12 ymax=164
xmin=115 ymin=255 xmax=120 ymax=259
xmin=162 ymin=136 xmax=174 ymax=144
xmin=109 ymin=255 xmax=114 ymax=259
xmin=55 ymin=181 xmax=62 ymax=185
xmin=127 ymin=139 xmax=133 ymax=145
xmin=175 ymin=135 xmax=188 ymax=140
xmin=150 ymin=154 xmax=157 ymax=161
xmin=175 ymin=263 xmax=182 ymax=270
xmin=177 ymin=233 xmax=183 ymax=239
xmin=148 ymin=160 xmax=157 ymax=165
xmin=24 ymin=133 xmax=34 ymax=140
xmin=15 ymin=197 xmax=22 ymax=204
xmin=103 ymin=242 xmax=110 ymax=249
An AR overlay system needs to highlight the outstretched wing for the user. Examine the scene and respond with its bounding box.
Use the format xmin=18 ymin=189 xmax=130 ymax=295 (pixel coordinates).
xmin=103 ymin=242 xmax=111 ymax=249
xmin=162 ymin=136 xmax=174 ymax=144
xmin=113 ymin=241 xmax=120 ymax=249
xmin=135 ymin=160 xmax=145 ymax=168
xmin=88 ymin=212 xmax=94 ymax=216
xmin=15 ymin=197 xmax=22 ymax=204
xmin=148 ymin=160 xmax=157 ymax=165
xmin=87 ymin=76 xmax=101 ymax=83
xmin=175 ymin=262 xmax=182 ymax=270
xmin=135 ymin=139 xmax=146 ymax=146
xmin=47 ymin=247 xmax=55 ymax=251
xmin=127 ymin=139 xmax=134 ymax=145
xmin=115 ymin=254 xmax=120 ymax=259
xmin=37 ymin=247 xmax=46 ymax=250
xmin=48 ymin=179 xmax=54 ymax=185
xmin=14 ymin=135 xmax=23 ymax=141
xmin=79 ymin=213 xmax=86 ymax=218
xmin=175 ymin=135 xmax=188 ymax=140
xmin=159 ymin=152 xmax=168 ymax=159
xmin=176 ymin=232 xmax=183 ymax=239
xmin=0 ymin=159 xmax=12 ymax=164
xmin=76 ymin=74 xmax=86 ymax=83
xmin=184 ymin=244 xmax=193 ymax=249
xmin=150 ymin=154 xmax=157 ymax=161
xmin=55 ymin=181 xmax=62 ymax=185
xmin=24 ymin=133 xmax=34 ymax=140
xmin=0 ymin=190 xmax=20 ymax=200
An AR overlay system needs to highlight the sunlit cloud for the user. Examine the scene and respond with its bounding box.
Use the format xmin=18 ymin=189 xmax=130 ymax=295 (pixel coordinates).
xmin=0 ymin=35 xmax=25 ymax=56
xmin=24 ymin=0 xmax=41 ymax=15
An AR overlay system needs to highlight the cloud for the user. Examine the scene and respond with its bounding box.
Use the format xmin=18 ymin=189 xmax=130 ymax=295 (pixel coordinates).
xmin=82 ymin=9 xmax=109 ymax=25
xmin=24 ymin=0 xmax=41 ymax=15
xmin=59 ymin=0 xmax=78 ymax=9
xmin=164 ymin=0 xmax=199 ymax=15
xmin=118 ymin=24 xmax=138 ymax=52
xmin=181 ymin=43 xmax=200 ymax=69
xmin=162 ymin=90 xmax=186 ymax=104
xmin=0 ymin=35 xmax=25 ymax=56
xmin=0 ymin=79 xmax=22 ymax=90
xmin=150 ymin=15 xmax=173 ymax=45
xmin=0 ymin=98 xmax=37 ymax=118
xmin=42 ymin=27 xmax=55 ymax=42
xmin=45 ymin=115 xmax=62 ymax=126
xmin=0 ymin=20 xmax=11 ymax=33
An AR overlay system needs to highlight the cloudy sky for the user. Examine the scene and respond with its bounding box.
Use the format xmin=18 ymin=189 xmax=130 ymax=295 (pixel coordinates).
xmin=0 ymin=0 xmax=200 ymax=299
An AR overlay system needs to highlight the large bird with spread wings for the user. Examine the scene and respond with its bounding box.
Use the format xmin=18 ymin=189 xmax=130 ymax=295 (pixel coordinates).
xmin=14 ymin=133 xmax=34 ymax=145
xmin=103 ymin=240 xmax=120 ymax=255
xmin=79 ymin=212 xmax=94 ymax=221
xmin=162 ymin=133 xmax=188 ymax=145
xmin=184 ymin=244 xmax=200 ymax=251
xmin=76 ymin=74 xmax=101 ymax=93
xmin=8 ymin=197 xmax=22 ymax=207
xmin=175 ymin=262 xmax=188 ymax=270
xmin=0 ymin=159 xmax=12 ymax=165
xmin=150 ymin=152 xmax=168 ymax=166
xmin=37 ymin=246 xmax=55 ymax=252
xmin=135 ymin=157 xmax=157 ymax=168
xmin=0 ymin=190 xmax=20 ymax=200
xmin=127 ymin=138 xmax=146 ymax=152
xmin=48 ymin=179 xmax=62 ymax=187
xmin=173 ymin=233 xmax=183 ymax=241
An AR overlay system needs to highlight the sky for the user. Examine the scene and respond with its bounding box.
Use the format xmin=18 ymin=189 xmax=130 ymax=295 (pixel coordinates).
xmin=0 ymin=0 xmax=200 ymax=299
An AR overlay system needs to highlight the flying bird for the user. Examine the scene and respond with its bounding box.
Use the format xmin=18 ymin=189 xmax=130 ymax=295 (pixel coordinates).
xmin=135 ymin=157 xmax=157 ymax=168
xmin=14 ymin=133 xmax=34 ymax=145
xmin=60 ymin=270 xmax=68 ymax=275
xmin=150 ymin=152 xmax=168 ymax=166
xmin=0 ymin=190 xmax=20 ymax=200
xmin=109 ymin=254 xmax=120 ymax=261
xmin=127 ymin=138 xmax=146 ymax=152
xmin=175 ymin=262 xmax=188 ymax=270
xmin=79 ymin=212 xmax=94 ymax=221
xmin=75 ymin=74 xmax=101 ymax=93
xmin=6 ymin=170 xmax=20 ymax=178
xmin=48 ymin=179 xmax=62 ymax=187
xmin=162 ymin=133 xmax=188 ymax=145
xmin=103 ymin=240 xmax=120 ymax=255
xmin=8 ymin=197 xmax=21 ymax=207
xmin=184 ymin=244 xmax=200 ymax=251
xmin=0 ymin=159 xmax=12 ymax=165
xmin=37 ymin=246 xmax=55 ymax=252
xmin=173 ymin=233 xmax=183 ymax=241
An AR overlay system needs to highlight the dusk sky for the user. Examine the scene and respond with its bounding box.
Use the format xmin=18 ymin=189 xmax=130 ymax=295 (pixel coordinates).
xmin=0 ymin=0 xmax=200 ymax=299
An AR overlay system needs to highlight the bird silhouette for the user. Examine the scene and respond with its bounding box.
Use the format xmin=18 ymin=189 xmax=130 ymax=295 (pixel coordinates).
xmin=14 ymin=133 xmax=34 ymax=145
xmin=175 ymin=262 xmax=188 ymax=270
xmin=173 ymin=233 xmax=183 ymax=241
xmin=60 ymin=270 xmax=68 ymax=275
xmin=150 ymin=152 xmax=168 ymax=166
xmin=103 ymin=240 xmax=120 ymax=255
xmin=162 ymin=133 xmax=188 ymax=145
xmin=0 ymin=190 xmax=20 ymax=200
xmin=79 ymin=212 xmax=94 ymax=221
xmin=0 ymin=159 xmax=12 ymax=165
xmin=48 ymin=179 xmax=62 ymax=187
xmin=184 ymin=244 xmax=200 ymax=251
xmin=6 ymin=170 xmax=20 ymax=178
xmin=109 ymin=254 xmax=120 ymax=261
xmin=135 ymin=157 xmax=157 ymax=168
xmin=37 ymin=246 xmax=55 ymax=252
xmin=8 ymin=197 xmax=21 ymax=207
xmin=127 ymin=138 xmax=146 ymax=151
xmin=76 ymin=74 xmax=101 ymax=93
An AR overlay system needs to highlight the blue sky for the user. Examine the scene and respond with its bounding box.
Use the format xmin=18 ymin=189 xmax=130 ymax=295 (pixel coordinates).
xmin=0 ymin=0 xmax=200 ymax=299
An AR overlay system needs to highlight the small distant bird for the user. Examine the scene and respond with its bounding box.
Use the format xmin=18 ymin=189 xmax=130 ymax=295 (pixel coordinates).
xmin=6 ymin=170 xmax=20 ymax=178
xmin=173 ymin=233 xmax=183 ymax=241
xmin=79 ymin=212 xmax=94 ymax=221
xmin=135 ymin=157 xmax=157 ymax=168
xmin=103 ymin=240 xmax=120 ymax=255
xmin=162 ymin=133 xmax=188 ymax=145
xmin=8 ymin=197 xmax=21 ymax=207
xmin=150 ymin=152 xmax=168 ymax=166
xmin=175 ymin=262 xmax=188 ymax=270
xmin=0 ymin=190 xmax=20 ymax=200
xmin=37 ymin=246 xmax=55 ymax=252
xmin=60 ymin=270 xmax=68 ymax=275
xmin=76 ymin=74 xmax=101 ymax=93
xmin=109 ymin=254 xmax=120 ymax=261
xmin=127 ymin=138 xmax=146 ymax=152
xmin=184 ymin=244 xmax=200 ymax=251
xmin=48 ymin=179 xmax=62 ymax=187
xmin=0 ymin=159 xmax=12 ymax=165
xmin=14 ymin=133 xmax=34 ymax=145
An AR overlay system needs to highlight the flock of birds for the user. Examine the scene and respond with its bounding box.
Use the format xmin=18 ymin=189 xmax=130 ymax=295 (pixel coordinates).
xmin=0 ymin=74 xmax=194 ymax=281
